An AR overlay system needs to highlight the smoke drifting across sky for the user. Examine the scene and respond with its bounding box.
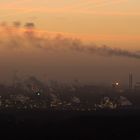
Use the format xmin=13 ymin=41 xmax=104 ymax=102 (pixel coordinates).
xmin=0 ymin=22 xmax=140 ymax=84
xmin=0 ymin=22 xmax=139 ymax=59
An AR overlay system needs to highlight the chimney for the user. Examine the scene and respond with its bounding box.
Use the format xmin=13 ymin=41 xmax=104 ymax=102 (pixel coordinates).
xmin=129 ymin=73 xmax=133 ymax=89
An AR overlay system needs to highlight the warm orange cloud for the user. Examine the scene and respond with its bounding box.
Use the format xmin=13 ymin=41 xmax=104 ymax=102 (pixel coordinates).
xmin=0 ymin=0 xmax=136 ymax=17
xmin=0 ymin=6 xmax=139 ymax=17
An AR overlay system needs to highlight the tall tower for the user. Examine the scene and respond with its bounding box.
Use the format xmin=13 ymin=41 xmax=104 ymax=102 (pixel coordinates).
xmin=129 ymin=73 xmax=133 ymax=89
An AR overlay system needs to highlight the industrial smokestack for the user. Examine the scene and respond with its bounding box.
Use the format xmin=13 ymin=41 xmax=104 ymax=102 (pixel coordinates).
xmin=129 ymin=73 xmax=133 ymax=89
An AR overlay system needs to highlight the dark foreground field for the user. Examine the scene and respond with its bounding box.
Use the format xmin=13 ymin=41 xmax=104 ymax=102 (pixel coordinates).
xmin=0 ymin=109 xmax=140 ymax=139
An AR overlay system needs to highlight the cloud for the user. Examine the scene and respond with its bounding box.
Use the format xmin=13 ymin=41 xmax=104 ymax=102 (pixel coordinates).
xmin=0 ymin=0 xmax=137 ymax=17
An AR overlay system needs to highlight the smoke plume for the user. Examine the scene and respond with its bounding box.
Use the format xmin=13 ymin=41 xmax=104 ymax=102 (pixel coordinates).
xmin=73 ymin=45 xmax=140 ymax=59
xmin=0 ymin=22 xmax=140 ymax=84
xmin=0 ymin=22 xmax=139 ymax=59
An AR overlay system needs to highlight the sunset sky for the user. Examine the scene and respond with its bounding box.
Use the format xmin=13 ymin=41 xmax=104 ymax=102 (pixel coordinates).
xmin=0 ymin=0 xmax=140 ymax=49
xmin=0 ymin=0 xmax=140 ymax=85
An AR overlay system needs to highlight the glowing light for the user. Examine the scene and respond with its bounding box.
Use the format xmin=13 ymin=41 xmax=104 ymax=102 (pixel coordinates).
xmin=37 ymin=92 xmax=40 ymax=96
xmin=116 ymin=82 xmax=119 ymax=86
